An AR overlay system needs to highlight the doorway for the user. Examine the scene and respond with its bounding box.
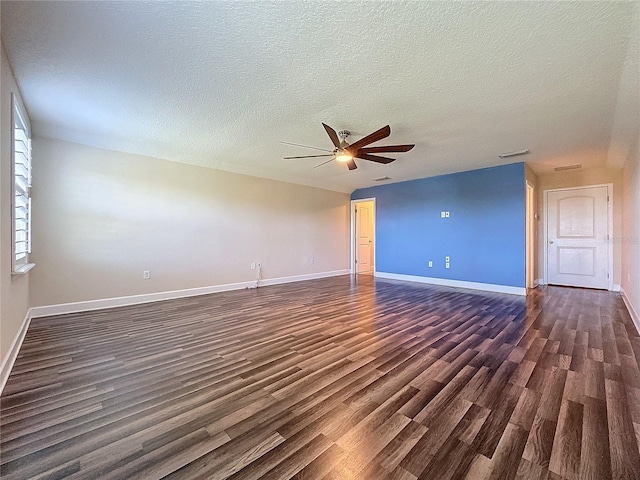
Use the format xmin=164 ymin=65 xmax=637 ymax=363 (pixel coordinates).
xmin=544 ymin=184 xmax=612 ymax=290
xmin=351 ymin=199 xmax=375 ymax=274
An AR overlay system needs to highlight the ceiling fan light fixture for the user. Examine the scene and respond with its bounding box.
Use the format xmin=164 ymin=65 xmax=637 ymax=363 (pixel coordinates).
xmin=335 ymin=151 xmax=353 ymax=162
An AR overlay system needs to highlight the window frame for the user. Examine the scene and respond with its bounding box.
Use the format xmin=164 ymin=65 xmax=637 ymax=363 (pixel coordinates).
xmin=11 ymin=92 xmax=34 ymax=274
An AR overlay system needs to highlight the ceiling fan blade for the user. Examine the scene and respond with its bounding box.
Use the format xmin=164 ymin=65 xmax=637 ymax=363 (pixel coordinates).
xmin=279 ymin=141 xmax=333 ymax=153
xmin=355 ymin=153 xmax=396 ymax=164
xmin=347 ymin=125 xmax=391 ymax=152
xmin=358 ymin=144 xmax=415 ymax=154
xmin=283 ymin=154 xmax=334 ymax=159
xmin=313 ymin=158 xmax=336 ymax=169
xmin=347 ymin=159 xmax=357 ymax=170
xmin=322 ymin=123 xmax=342 ymax=148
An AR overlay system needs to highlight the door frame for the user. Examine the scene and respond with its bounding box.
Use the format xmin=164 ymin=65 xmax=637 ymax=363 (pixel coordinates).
xmin=526 ymin=181 xmax=536 ymax=289
xmin=350 ymin=198 xmax=376 ymax=274
xmin=542 ymin=183 xmax=613 ymax=290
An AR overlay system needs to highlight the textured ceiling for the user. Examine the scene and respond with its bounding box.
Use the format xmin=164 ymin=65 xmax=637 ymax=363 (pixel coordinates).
xmin=1 ymin=1 xmax=638 ymax=193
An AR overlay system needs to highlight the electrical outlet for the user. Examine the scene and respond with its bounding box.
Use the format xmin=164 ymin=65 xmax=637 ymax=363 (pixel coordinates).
xmin=251 ymin=262 xmax=256 ymax=270
xmin=143 ymin=270 xmax=150 ymax=279
xmin=445 ymin=263 xmax=450 ymax=269
xmin=445 ymin=256 xmax=450 ymax=262
xmin=428 ymin=261 xmax=433 ymax=268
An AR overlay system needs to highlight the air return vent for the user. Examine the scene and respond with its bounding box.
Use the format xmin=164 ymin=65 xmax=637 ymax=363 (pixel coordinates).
xmin=498 ymin=149 xmax=529 ymax=159
xmin=554 ymin=164 xmax=581 ymax=172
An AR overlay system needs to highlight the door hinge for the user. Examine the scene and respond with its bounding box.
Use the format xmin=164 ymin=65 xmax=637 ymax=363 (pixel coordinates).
xmin=355 ymin=259 xmax=358 ymax=263
xmin=607 ymin=195 xmax=610 ymax=202
xmin=607 ymin=273 xmax=610 ymax=279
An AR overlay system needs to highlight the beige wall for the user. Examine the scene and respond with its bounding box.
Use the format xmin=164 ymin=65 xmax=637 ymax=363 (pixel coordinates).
xmin=537 ymin=167 xmax=623 ymax=287
xmin=622 ymin=130 xmax=640 ymax=319
xmin=30 ymin=137 xmax=350 ymax=307
xmin=1 ymin=43 xmax=31 ymax=365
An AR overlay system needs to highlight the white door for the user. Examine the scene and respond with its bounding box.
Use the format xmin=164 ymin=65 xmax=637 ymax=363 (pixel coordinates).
xmin=356 ymin=202 xmax=374 ymax=273
xmin=546 ymin=186 xmax=609 ymax=289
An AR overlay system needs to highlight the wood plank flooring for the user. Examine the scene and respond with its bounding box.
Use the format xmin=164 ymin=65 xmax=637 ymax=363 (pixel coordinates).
xmin=2 ymin=275 xmax=640 ymax=479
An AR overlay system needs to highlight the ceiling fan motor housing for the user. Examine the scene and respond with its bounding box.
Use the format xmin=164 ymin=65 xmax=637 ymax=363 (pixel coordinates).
xmin=338 ymin=130 xmax=350 ymax=141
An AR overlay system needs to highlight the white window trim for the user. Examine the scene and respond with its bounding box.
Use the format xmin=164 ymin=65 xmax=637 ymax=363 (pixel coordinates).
xmin=11 ymin=92 xmax=35 ymax=275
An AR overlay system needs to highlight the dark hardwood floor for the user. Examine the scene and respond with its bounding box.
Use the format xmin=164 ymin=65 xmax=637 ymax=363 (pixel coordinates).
xmin=2 ymin=275 xmax=640 ymax=479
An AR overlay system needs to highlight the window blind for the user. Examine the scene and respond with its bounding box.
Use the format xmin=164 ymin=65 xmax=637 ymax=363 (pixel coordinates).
xmin=12 ymin=95 xmax=32 ymax=271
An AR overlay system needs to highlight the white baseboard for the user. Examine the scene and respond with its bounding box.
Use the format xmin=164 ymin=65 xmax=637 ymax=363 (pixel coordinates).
xmin=30 ymin=269 xmax=350 ymax=319
xmin=0 ymin=308 xmax=32 ymax=396
xmin=374 ymin=272 xmax=527 ymax=296
xmin=258 ymin=270 xmax=350 ymax=288
xmin=536 ymin=278 xmax=544 ymax=287
xmin=621 ymin=288 xmax=640 ymax=335
xmin=613 ymin=284 xmax=621 ymax=292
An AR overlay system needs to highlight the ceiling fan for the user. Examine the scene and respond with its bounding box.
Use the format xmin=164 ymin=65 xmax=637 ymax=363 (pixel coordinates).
xmin=281 ymin=123 xmax=415 ymax=170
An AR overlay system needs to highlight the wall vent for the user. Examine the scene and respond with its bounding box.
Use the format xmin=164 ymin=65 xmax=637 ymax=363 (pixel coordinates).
xmin=554 ymin=164 xmax=581 ymax=172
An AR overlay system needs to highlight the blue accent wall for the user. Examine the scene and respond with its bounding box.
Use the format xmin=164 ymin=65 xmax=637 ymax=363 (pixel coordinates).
xmin=351 ymin=163 xmax=526 ymax=288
